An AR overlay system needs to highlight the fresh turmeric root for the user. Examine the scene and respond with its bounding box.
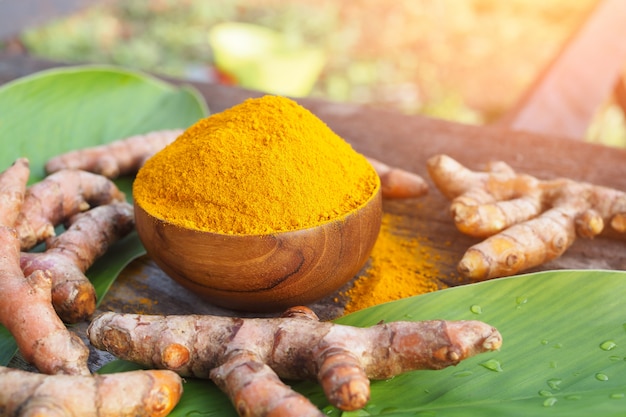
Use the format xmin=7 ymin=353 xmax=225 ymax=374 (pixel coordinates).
xmin=0 ymin=158 xmax=29 ymax=225
xmin=15 ymin=169 xmax=126 ymax=250
xmin=44 ymin=129 xmax=429 ymax=199
xmin=20 ymin=202 xmax=135 ymax=323
xmin=0 ymin=160 xmax=90 ymax=375
xmin=45 ymin=129 xmax=183 ymax=179
xmin=0 ymin=365 xmax=183 ymax=417
xmin=88 ymin=306 xmax=502 ymax=417
xmin=427 ymin=154 xmax=626 ymax=280
xmin=366 ymin=157 xmax=429 ymax=198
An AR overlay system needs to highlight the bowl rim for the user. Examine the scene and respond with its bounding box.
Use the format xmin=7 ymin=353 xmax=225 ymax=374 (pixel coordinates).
xmin=134 ymin=177 xmax=382 ymax=238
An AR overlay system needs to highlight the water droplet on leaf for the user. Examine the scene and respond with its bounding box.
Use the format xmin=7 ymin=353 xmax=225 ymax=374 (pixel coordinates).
xmin=480 ymin=359 xmax=503 ymax=372
xmin=543 ymin=397 xmax=558 ymax=407
xmin=595 ymin=373 xmax=609 ymax=381
xmin=515 ymin=296 xmax=528 ymax=308
xmin=600 ymin=340 xmax=617 ymax=351
xmin=470 ymin=304 xmax=482 ymax=314
xmin=547 ymin=378 xmax=562 ymax=390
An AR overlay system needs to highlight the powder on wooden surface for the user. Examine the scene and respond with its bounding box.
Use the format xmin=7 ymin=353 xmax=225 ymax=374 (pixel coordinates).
xmin=343 ymin=212 xmax=447 ymax=313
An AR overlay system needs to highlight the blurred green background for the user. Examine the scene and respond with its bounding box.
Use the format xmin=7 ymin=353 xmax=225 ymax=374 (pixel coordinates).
xmin=2 ymin=0 xmax=624 ymax=147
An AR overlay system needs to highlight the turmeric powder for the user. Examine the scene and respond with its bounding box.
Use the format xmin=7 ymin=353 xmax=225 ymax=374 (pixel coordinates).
xmin=46 ymin=128 xmax=429 ymax=199
xmin=344 ymin=212 xmax=447 ymax=313
xmin=133 ymin=95 xmax=379 ymax=235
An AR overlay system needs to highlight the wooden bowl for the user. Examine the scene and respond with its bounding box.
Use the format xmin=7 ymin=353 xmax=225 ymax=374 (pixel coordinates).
xmin=133 ymin=189 xmax=382 ymax=312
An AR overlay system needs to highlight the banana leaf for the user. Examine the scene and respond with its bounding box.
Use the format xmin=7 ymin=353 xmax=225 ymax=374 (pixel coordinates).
xmin=2 ymin=67 xmax=626 ymax=417
xmin=104 ymin=270 xmax=626 ymax=417
xmin=0 ymin=326 xmax=16 ymax=366
xmin=0 ymin=66 xmax=208 ymax=365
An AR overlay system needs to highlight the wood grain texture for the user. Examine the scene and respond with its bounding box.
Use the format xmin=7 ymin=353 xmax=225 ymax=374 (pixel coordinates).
xmin=114 ymin=79 xmax=626 ymax=319
xmin=95 ymin=78 xmax=626 ymax=320
xmin=133 ymin=191 xmax=382 ymax=312
xmin=3 ymin=56 xmax=626 ymax=372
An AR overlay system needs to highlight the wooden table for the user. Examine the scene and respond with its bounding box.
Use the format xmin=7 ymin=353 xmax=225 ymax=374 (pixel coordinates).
xmin=2 ymin=55 xmax=626 ymax=372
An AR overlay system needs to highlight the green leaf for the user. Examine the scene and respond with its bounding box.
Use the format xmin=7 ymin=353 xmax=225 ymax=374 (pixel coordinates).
xmin=89 ymin=231 xmax=147 ymax=303
xmin=331 ymin=270 xmax=626 ymax=416
xmin=97 ymin=359 xmax=235 ymax=415
xmin=0 ymin=326 xmax=17 ymax=366
xmin=0 ymin=65 xmax=208 ymax=361
xmin=105 ymin=270 xmax=626 ymax=417
xmin=0 ymin=65 xmax=207 ymax=181
xmin=169 ymin=378 xmax=236 ymax=416
xmin=97 ymin=359 xmax=145 ymax=374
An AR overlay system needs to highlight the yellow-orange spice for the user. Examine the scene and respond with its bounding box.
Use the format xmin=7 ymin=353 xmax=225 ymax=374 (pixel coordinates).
xmin=343 ymin=212 xmax=447 ymax=314
xmin=133 ymin=95 xmax=379 ymax=235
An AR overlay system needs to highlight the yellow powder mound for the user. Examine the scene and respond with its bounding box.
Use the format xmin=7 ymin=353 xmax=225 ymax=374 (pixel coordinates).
xmin=134 ymin=95 xmax=379 ymax=235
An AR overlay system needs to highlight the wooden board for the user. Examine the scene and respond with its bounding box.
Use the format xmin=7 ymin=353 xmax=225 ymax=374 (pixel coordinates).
xmin=98 ymin=81 xmax=626 ymax=321
xmin=2 ymin=58 xmax=626 ymax=372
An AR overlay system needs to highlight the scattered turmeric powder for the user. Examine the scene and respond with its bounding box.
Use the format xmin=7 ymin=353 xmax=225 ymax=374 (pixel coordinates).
xmin=343 ymin=212 xmax=447 ymax=313
xmin=133 ymin=95 xmax=380 ymax=235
